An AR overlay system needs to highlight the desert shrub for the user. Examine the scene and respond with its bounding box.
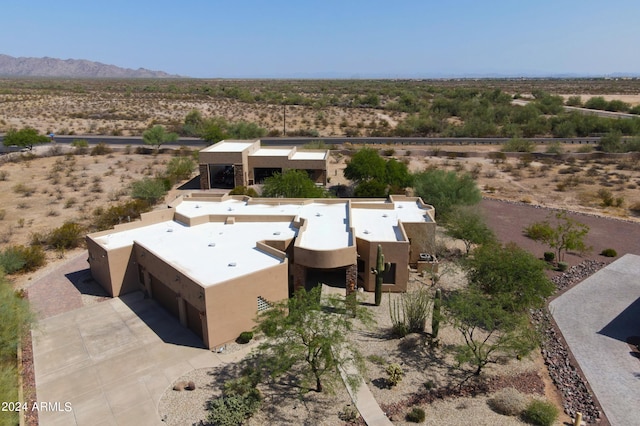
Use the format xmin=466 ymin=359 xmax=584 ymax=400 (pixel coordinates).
xmin=208 ymin=373 xmax=261 ymax=426
xmin=206 ymin=394 xmax=260 ymax=426
xmin=237 ymin=331 xmax=253 ymax=344
xmin=229 ymin=186 xmax=259 ymax=197
xmin=488 ymin=151 xmax=507 ymax=163
xmin=382 ymin=148 xmax=396 ymax=156
xmin=0 ymin=171 xmax=8 ymax=181
xmin=630 ymin=201 xmax=640 ymax=215
xmin=92 ymin=199 xmax=151 ymax=231
xmin=543 ymin=252 xmax=555 ymax=262
xmin=0 ymin=210 xmax=5 ymax=220
xmin=13 ymin=183 xmax=35 ymax=197
xmin=521 ymin=399 xmax=559 ymax=426
xmin=386 ymin=363 xmax=403 ymax=387
xmin=406 ymin=407 xmax=426 ymax=423
xmin=165 ymin=156 xmax=195 ymax=184
xmin=367 ymin=354 xmax=386 ymax=365
xmin=488 ymin=387 xmax=528 ymax=416
xmin=597 ymin=188 xmax=615 ymax=207
xmin=47 ymin=222 xmax=84 ymax=250
xmin=71 ymin=139 xmax=88 ymax=154
xmin=600 ymin=248 xmax=617 ymax=257
xmin=502 ymin=138 xmax=535 ymax=153
xmin=0 ymin=245 xmax=45 ymax=273
xmin=338 ymin=405 xmax=359 ymax=422
xmin=557 ymin=261 xmax=569 ymax=272
xmin=389 ymin=288 xmax=432 ymax=337
xmin=130 ymin=178 xmax=168 ymax=205
xmin=90 ymin=143 xmax=112 ymax=156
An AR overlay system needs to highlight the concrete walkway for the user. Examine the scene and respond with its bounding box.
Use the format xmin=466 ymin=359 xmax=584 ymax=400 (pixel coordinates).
xmin=339 ymin=361 xmax=393 ymax=426
xmin=550 ymin=254 xmax=640 ymax=426
xmin=32 ymin=292 xmax=251 ymax=426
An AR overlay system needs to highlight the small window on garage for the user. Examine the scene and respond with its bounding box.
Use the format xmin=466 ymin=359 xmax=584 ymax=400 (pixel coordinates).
xmin=257 ymin=296 xmax=272 ymax=312
xmin=383 ymin=263 xmax=397 ymax=284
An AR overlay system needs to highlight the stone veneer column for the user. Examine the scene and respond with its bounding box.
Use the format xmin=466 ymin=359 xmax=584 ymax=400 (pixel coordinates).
xmin=234 ymin=164 xmax=245 ymax=187
xmin=345 ymin=264 xmax=357 ymax=296
xmin=199 ymin=164 xmax=210 ymax=189
xmin=293 ymin=263 xmax=306 ymax=292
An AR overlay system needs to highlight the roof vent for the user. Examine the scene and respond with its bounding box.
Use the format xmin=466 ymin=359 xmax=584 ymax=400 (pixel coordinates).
xmin=166 ymin=228 xmax=173 ymax=233
xmin=273 ymin=231 xmax=281 ymax=235
xmin=364 ymin=229 xmax=370 ymax=234
xmin=228 ymin=262 xmax=237 ymax=267
xmin=315 ymin=212 xmax=322 ymax=217
xmin=208 ymin=242 xmax=216 ymax=247
xmin=195 ymin=204 xmax=200 ymax=209
xmin=382 ymin=213 xmax=388 ymax=217
xmin=398 ymin=205 xmax=403 ymax=209
xmin=228 ymin=207 xmax=234 ymax=211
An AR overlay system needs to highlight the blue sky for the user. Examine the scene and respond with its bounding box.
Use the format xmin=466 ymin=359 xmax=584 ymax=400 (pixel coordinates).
xmin=3 ymin=0 xmax=639 ymax=78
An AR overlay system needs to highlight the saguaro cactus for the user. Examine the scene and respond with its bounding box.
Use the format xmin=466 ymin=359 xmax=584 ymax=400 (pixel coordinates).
xmin=431 ymin=288 xmax=442 ymax=340
xmin=371 ymin=244 xmax=390 ymax=306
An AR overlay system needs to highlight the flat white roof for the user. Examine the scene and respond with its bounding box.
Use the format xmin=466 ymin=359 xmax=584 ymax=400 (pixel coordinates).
xmin=95 ymin=220 xmax=296 ymax=287
xmin=176 ymin=199 xmax=351 ymax=250
xmin=201 ymin=141 xmax=255 ymax=153
xmin=291 ymin=151 xmax=327 ymax=160
xmin=351 ymin=208 xmax=405 ymax=241
xmin=251 ymin=148 xmax=292 ymax=157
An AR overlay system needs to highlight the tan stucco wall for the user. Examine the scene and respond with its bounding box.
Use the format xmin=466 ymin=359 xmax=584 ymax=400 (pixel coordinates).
xmin=356 ymin=238 xmax=409 ymax=293
xmin=204 ymin=262 xmax=289 ymax=348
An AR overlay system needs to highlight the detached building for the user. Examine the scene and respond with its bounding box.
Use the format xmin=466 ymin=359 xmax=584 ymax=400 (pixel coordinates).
xmin=198 ymin=140 xmax=329 ymax=189
xmin=86 ymin=194 xmax=435 ymax=349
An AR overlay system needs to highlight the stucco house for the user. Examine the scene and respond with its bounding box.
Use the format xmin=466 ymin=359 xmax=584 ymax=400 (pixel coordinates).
xmin=198 ymin=140 xmax=329 ymax=189
xmin=86 ymin=193 xmax=436 ymax=349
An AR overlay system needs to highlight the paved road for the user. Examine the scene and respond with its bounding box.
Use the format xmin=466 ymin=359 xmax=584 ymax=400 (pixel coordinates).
xmin=0 ymin=134 xmax=603 ymax=153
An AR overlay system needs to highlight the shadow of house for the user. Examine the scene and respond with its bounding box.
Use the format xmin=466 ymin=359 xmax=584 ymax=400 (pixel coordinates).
xmin=598 ymin=296 xmax=640 ymax=343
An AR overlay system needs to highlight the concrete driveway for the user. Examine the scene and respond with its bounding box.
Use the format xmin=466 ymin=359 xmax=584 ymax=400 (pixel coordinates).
xmin=550 ymin=254 xmax=640 ymax=426
xmin=32 ymin=292 xmax=234 ymax=426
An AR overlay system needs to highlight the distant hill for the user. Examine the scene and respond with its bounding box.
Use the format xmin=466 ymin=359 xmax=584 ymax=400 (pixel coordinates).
xmin=0 ymin=54 xmax=182 ymax=78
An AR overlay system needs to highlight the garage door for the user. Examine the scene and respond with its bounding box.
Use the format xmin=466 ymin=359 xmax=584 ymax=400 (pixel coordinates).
xmin=185 ymin=300 xmax=203 ymax=340
xmin=150 ymin=275 xmax=179 ymax=318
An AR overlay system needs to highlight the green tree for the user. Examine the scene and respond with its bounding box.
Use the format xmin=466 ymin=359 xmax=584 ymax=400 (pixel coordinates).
xmin=344 ymin=147 xmax=387 ymax=183
xmin=254 ymin=287 xmax=372 ymax=393
xmin=598 ymin=131 xmax=623 ymax=152
xmin=446 ymin=288 xmax=537 ymax=378
xmin=353 ymin=179 xmax=387 ymax=198
xmin=142 ymin=125 xmax=178 ymax=152
xmin=584 ymin=96 xmax=608 ymax=110
xmin=3 ymin=127 xmax=49 ymax=150
xmin=262 ymin=170 xmax=328 ymax=198
xmin=444 ymin=206 xmax=496 ymax=254
xmin=385 ymin=158 xmax=413 ymax=189
xmin=524 ymin=211 xmax=590 ymax=261
xmin=182 ymin=109 xmax=204 ymax=136
xmin=412 ymin=169 xmax=482 ymax=220
xmin=464 ymin=243 xmax=555 ymax=313
xmin=226 ymin=121 xmax=267 ymax=139
xmin=200 ymin=117 xmax=229 ymax=143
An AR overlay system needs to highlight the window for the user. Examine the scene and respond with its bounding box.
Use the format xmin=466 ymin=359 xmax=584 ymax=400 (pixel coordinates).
xmin=383 ymin=263 xmax=397 ymax=284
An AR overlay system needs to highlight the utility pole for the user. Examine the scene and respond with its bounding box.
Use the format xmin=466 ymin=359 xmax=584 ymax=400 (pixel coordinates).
xmin=283 ymin=101 xmax=286 ymax=136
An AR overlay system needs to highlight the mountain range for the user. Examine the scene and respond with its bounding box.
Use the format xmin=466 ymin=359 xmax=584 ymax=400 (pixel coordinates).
xmin=0 ymin=54 xmax=181 ymax=78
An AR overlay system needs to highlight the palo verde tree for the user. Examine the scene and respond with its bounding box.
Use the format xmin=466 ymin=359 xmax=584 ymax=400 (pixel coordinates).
xmin=446 ymin=288 xmax=537 ymax=379
xmin=412 ymin=169 xmax=482 ymax=220
xmin=524 ymin=211 xmax=590 ymax=262
xmin=142 ymin=125 xmax=178 ymax=152
xmin=444 ymin=206 xmax=496 ymax=254
xmin=261 ymin=169 xmax=328 ymax=198
xmin=464 ymin=242 xmax=555 ymax=314
xmin=3 ymin=127 xmax=49 ymax=150
xmin=254 ymin=286 xmax=373 ymax=393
